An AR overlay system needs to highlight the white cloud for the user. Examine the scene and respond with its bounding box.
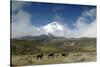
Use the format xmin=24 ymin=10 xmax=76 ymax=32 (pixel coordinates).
xmin=83 ymin=8 xmax=96 ymax=17
xmin=65 ymin=8 xmax=96 ymax=38
xmin=11 ymin=10 xmax=46 ymax=38
xmin=80 ymin=20 xmax=96 ymax=37
xmin=11 ymin=1 xmax=29 ymax=12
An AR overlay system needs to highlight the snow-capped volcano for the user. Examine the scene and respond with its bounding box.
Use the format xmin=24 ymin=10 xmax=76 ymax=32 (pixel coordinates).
xmin=43 ymin=22 xmax=65 ymax=36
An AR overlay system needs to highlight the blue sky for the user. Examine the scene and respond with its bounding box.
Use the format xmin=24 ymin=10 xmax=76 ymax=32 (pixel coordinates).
xmin=11 ymin=1 xmax=96 ymax=38
xmin=11 ymin=1 xmax=96 ymax=28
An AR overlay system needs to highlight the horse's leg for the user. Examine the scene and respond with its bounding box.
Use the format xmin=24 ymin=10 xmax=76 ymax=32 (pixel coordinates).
xmin=48 ymin=56 xmax=50 ymax=59
xmin=67 ymin=53 xmax=69 ymax=57
xmin=36 ymin=56 xmax=38 ymax=60
xmin=41 ymin=56 xmax=42 ymax=60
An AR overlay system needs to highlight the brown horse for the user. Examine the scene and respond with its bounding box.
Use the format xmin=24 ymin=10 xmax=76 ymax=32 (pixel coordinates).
xmin=36 ymin=54 xmax=43 ymax=60
xmin=27 ymin=58 xmax=33 ymax=64
xmin=48 ymin=53 xmax=55 ymax=58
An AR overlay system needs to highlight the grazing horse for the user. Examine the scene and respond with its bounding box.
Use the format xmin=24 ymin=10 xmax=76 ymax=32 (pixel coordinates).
xmin=48 ymin=53 xmax=55 ymax=58
xmin=36 ymin=54 xmax=43 ymax=60
xmin=27 ymin=58 xmax=33 ymax=64
xmin=74 ymin=52 xmax=81 ymax=56
xmin=61 ymin=53 xmax=69 ymax=57
xmin=55 ymin=54 xmax=60 ymax=58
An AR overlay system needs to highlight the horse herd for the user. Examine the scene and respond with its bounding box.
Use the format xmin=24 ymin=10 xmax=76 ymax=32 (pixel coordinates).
xmin=20 ymin=52 xmax=82 ymax=62
xmin=16 ymin=52 xmax=82 ymax=65
xmin=20 ymin=53 xmax=69 ymax=60
xmin=36 ymin=53 xmax=69 ymax=60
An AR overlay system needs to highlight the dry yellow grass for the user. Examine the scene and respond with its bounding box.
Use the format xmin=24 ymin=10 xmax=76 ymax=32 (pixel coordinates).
xmin=11 ymin=52 xmax=96 ymax=66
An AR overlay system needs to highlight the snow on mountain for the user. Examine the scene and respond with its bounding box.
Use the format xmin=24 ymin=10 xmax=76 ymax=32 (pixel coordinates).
xmin=42 ymin=22 xmax=66 ymax=37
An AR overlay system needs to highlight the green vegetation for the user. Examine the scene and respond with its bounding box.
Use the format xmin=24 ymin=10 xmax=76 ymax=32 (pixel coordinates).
xmin=11 ymin=38 xmax=96 ymax=55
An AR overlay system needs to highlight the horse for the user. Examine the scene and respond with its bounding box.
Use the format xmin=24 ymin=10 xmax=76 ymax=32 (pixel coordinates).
xmin=74 ymin=52 xmax=81 ymax=56
xmin=48 ymin=53 xmax=55 ymax=58
xmin=36 ymin=54 xmax=43 ymax=60
xmin=55 ymin=54 xmax=60 ymax=58
xmin=27 ymin=58 xmax=33 ymax=64
xmin=61 ymin=53 xmax=69 ymax=57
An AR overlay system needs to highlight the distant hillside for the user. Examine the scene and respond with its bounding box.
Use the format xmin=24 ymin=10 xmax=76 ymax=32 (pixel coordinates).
xmin=11 ymin=36 xmax=96 ymax=55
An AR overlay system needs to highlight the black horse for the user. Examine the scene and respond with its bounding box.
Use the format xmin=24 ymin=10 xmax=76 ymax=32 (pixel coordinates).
xmin=61 ymin=53 xmax=69 ymax=57
xmin=36 ymin=54 xmax=43 ymax=60
xmin=48 ymin=53 xmax=55 ymax=58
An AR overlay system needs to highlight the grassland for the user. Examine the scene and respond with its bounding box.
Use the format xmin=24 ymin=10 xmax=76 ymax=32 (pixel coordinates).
xmin=11 ymin=52 xmax=96 ymax=66
xmin=11 ymin=37 xmax=96 ymax=66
